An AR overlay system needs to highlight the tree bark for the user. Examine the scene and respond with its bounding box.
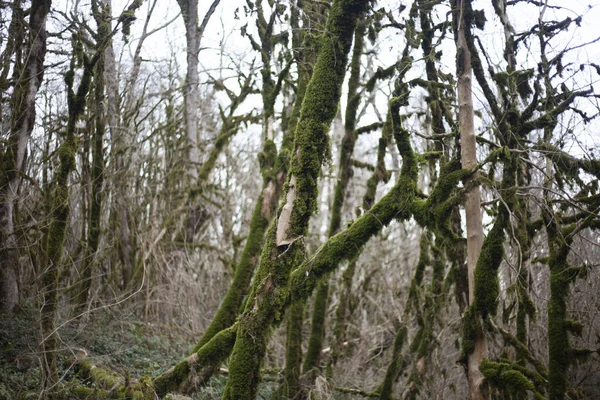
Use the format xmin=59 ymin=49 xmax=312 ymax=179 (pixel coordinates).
xmin=105 ymin=0 xmax=134 ymax=289
xmin=41 ymin=49 xmax=96 ymax=394
xmin=76 ymin=0 xmax=110 ymax=314
xmin=303 ymin=19 xmax=366 ymax=374
xmin=0 ymin=0 xmax=51 ymax=313
xmin=177 ymin=0 xmax=221 ymax=242
xmin=221 ymin=1 xmax=370 ymax=398
xmin=453 ymin=1 xmax=486 ymax=398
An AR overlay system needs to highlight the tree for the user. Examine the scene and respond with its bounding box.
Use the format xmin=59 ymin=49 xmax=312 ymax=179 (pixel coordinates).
xmin=452 ymin=1 xmax=486 ymax=398
xmin=176 ymin=0 xmax=221 ymax=242
xmin=0 ymin=0 xmax=51 ymax=313
xmin=2 ymin=1 xmax=599 ymax=399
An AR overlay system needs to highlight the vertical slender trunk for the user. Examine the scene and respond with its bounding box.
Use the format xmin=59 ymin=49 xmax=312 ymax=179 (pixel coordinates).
xmin=0 ymin=0 xmax=51 ymax=313
xmin=105 ymin=1 xmax=134 ymax=289
xmin=77 ymin=0 xmax=109 ymax=313
xmin=177 ymin=0 xmax=201 ymax=242
xmin=42 ymin=49 xmax=95 ymax=394
xmin=453 ymin=1 xmax=486 ymax=398
xmin=177 ymin=0 xmax=220 ymax=242
xmin=281 ymin=301 xmax=304 ymax=399
xmin=191 ymin=149 xmax=280 ymax=353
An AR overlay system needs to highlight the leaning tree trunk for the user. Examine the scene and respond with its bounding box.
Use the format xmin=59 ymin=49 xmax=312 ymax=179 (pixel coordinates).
xmin=193 ymin=0 xmax=292 ymax=358
xmin=453 ymin=1 xmax=486 ymax=398
xmin=0 ymin=0 xmax=51 ymax=313
xmin=221 ymin=1 xmax=369 ymax=398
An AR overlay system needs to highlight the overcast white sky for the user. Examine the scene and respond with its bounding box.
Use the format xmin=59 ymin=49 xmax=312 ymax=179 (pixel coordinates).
xmin=47 ymin=0 xmax=600 ymax=155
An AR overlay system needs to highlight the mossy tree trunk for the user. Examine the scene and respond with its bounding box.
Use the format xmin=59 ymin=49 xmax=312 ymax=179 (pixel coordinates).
xmin=85 ymin=55 xmax=432 ymax=398
xmin=280 ymin=1 xmax=328 ymax=397
xmin=492 ymin=4 xmax=536 ymax=395
xmin=190 ymin=135 xmax=279 ymax=354
xmin=75 ymin=0 xmax=110 ymax=315
xmin=378 ymin=232 xmax=430 ymax=400
xmin=303 ymin=18 xmax=366 ymax=376
xmin=191 ymin=0 xmax=294 ymax=349
xmin=221 ymin=1 xmax=370 ymax=398
xmin=41 ymin=42 xmax=97 ymax=395
xmin=0 ymin=0 xmax=51 ymax=313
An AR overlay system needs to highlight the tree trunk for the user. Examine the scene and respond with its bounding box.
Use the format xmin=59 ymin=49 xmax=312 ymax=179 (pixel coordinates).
xmin=221 ymin=1 xmax=369 ymax=398
xmin=76 ymin=0 xmax=109 ymax=314
xmin=178 ymin=0 xmax=201 ymax=242
xmin=303 ymin=19 xmax=366 ymax=374
xmin=177 ymin=0 xmax=221 ymax=242
xmin=105 ymin=0 xmax=135 ymax=289
xmin=41 ymin=50 xmax=95 ymax=394
xmin=453 ymin=1 xmax=486 ymax=398
xmin=0 ymin=0 xmax=51 ymax=313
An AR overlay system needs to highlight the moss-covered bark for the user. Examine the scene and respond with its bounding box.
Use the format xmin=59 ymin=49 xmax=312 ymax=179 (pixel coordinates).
xmin=544 ymin=216 xmax=576 ymax=400
xmin=0 ymin=0 xmax=51 ymax=313
xmin=193 ymin=0 xmax=292 ymax=360
xmin=41 ymin=41 xmax=96 ymax=394
xmin=377 ymin=325 xmax=408 ymax=400
xmin=378 ymin=234 xmax=430 ymax=400
xmin=221 ymin=1 xmax=370 ymax=398
xmin=303 ymin=18 xmax=366 ymax=374
xmin=479 ymin=359 xmax=546 ymax=400
xmin=153 ymin=325 xmax=237 ymax=396
xmin=76 ymin=0 xmax=110 ymax=314
xmin=287 ymin=61 xmax=419 ymax=307
xmin=280 ymin=1 xmax=328 ymax=392
xmin=70 ymin=359 xmax=155 ymax=399
xmin=281 ymin=301 xmax=304 ymax=399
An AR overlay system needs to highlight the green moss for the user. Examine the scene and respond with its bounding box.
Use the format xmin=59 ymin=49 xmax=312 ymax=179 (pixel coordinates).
xmin=221 ymin=1 xmax=370 ymax=398
xmin=473 ymin=214 xmax=505 ymax=317
xmin=378 ymin=326 xmax=408 ymax=400
xmin=407 ymin=234 xmax=431 ymax=308
xmin=192 ymin=188 xmax=271 ymax=353
xmin=288 ymin=178 xmax=414 ymax=302
xmin=331 ymin=256 xmax=359 ymax=366
xmin=544 ymin=215 xmax=580 ymax=400
xmin=479 ymin=359 xmax=546 ymax=399
xmin=153 ymin=326 xmax=237 ymax=396
xmin=460 ymin=306 xmax=478 ymax=363
xmin=82 ymin=362 xmax=123 ymax=388
xmin=281 ymin=301 xmax=304 ymax=398
xmin=40 ymin=43 xmax=96 ymax=392
xmin=304 ymin=19 xmax=367 ymax=367
xmin=363 ymin=114 xmax=391 ymax=210
xmin=302 ymin=279 xmax=329 ymax=372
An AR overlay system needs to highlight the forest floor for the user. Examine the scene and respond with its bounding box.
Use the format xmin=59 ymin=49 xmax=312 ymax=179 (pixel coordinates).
xmin=0 ymin=302 xmax=271 ymax=399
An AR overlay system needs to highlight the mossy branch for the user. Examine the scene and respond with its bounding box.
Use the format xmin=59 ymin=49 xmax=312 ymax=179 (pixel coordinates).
xmin=480 ymin=359 xmax=546 ymax=400
xmin=494 ymin=324 xmax=548 ymax=380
